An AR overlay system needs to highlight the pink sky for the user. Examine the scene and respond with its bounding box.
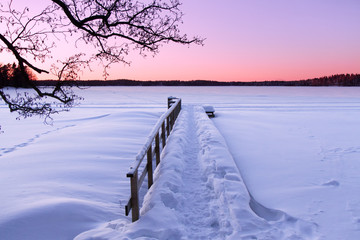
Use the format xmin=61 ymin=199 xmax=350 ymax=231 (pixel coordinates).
xmin=2 ymin=0 xmax=360 ymax=81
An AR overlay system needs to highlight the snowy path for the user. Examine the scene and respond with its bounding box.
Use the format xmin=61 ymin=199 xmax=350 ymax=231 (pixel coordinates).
xmin=171 ymin=105 xmax=229 ymax=239
xmin=176 ymin=107 xmax=217 ymax=238
xmin=77 ymin=105 xmax=318 ymax=240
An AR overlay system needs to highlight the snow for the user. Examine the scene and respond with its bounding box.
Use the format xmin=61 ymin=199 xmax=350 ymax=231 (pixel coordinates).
xmin=212 ymin=97 xmax=360 ymax=240
xmin=1 ymin=86 xmax=360 ymax=239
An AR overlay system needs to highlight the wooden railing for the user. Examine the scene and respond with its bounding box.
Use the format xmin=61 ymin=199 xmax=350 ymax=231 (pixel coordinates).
xmin=125 ymin=97 xmax=182 ymax=222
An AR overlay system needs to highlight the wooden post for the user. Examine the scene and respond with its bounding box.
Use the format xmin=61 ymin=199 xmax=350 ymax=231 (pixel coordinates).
xmin=168 ymin=96 xmax=177 ymax=108
xmin=166 ymin=116 xmax=170 ymax=136
xmin=130 ymin=170 xmax=139 ymax=222
xmin=147 ymin=146 xmax=153 ymax=188
xmin=161 ymin=122 xmax=166 ymax=148
xmin=155 ymin=133 xmax=160 ymax=166
xmin=170 ymin=111 xmax=174 ymax=131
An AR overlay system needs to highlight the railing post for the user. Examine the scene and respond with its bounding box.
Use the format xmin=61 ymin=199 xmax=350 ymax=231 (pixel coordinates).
xmin=171 ymin=111 xmax=175 ymax=130
xmin=155 ymin=133 xmax=160 ymax=166
xmin=168 ymin=96 xmax=176 ymax=108
xmin=169 ymin=112 xmax=172 ymax=131
xmin=147 ymin=146 xmax=153 ymax=188
xmin=130 ymin=170 xmax=139 ymax=222
xmin=161 ymin=122 xmax=166 ymax=148
xmin=166 ymin=116 xmax=170 ymax=136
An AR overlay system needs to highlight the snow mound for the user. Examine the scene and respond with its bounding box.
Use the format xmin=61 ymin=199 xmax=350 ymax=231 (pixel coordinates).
xmin=76 ymin=105 xmax=318 ymax=239
xmin=0 ymin=198 xmax=115 ymax=240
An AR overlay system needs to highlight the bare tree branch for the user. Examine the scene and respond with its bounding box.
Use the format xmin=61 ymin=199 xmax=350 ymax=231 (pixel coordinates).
xmin=0 ymin=0 xmax=204 ymax=129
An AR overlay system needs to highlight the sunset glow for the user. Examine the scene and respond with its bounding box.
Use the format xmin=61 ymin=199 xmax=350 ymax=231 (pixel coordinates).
xmin=2 ymin=0 xmax=360 ymax=81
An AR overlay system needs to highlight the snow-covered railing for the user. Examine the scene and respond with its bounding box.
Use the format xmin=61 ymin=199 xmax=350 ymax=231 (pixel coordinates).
xmin=125 ymin=97 xmax=182 ymax=222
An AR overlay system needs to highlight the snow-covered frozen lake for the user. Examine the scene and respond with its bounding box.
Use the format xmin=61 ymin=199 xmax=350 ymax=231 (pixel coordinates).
xmin=1 ymin=86 xmax=360 ymax=239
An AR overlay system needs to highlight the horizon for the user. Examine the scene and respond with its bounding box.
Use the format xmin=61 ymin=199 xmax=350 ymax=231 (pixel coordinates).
xmin=33 ymin=72 xmax=360 ymax=83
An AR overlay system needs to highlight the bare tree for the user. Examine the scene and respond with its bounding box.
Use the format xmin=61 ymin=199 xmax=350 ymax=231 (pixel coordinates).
xmin=0 ymin=0 xmax=203 ymax=123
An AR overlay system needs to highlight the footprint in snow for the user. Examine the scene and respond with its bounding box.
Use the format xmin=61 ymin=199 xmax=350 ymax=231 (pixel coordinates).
xmin=322 ymin=180 xmax=340 ymax=187
xmin=0 ymin=124 xmax=75 ymax=156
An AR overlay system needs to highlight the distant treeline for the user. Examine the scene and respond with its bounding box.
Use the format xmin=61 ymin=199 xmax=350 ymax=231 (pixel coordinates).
xmin=34 ymin=74 xmax=360 ymax=87
xmin=1 ymin=64 xmax=360 ymax=88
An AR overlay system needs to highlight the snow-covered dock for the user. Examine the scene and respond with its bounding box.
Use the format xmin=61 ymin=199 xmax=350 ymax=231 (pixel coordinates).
xmin=77 ymin=105 xmax=317 ymax=240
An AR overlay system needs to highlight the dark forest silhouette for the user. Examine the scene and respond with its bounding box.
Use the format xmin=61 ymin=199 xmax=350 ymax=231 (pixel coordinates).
xmin=0 ymin=63 xmax=37 ymax=88
xmin=23 ymin=74 xmax=360 ymax=87
xmin=1 ymin=65 xmax=359 ymax=87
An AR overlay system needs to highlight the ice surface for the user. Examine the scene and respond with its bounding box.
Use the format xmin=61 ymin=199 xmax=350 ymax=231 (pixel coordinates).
xmin=1 ymin=86 xmax=360 ymax=239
